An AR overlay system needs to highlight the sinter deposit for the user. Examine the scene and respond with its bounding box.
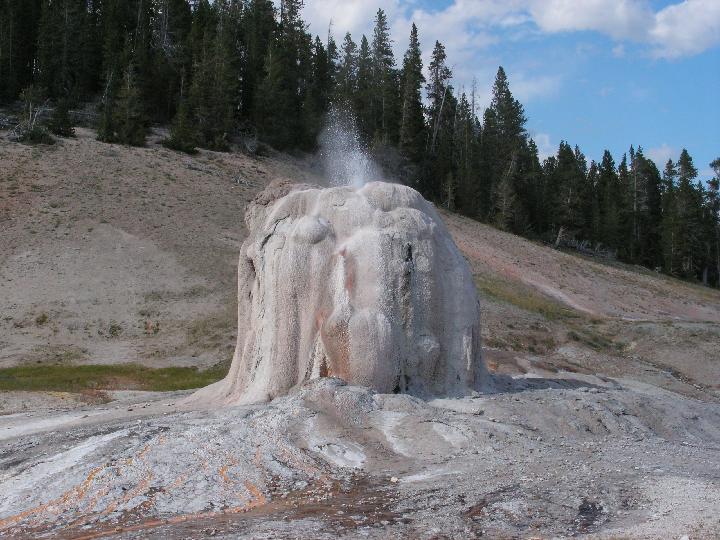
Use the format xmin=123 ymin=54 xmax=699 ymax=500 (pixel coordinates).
xmin=191 ymin=181 xmax=488 ymax=405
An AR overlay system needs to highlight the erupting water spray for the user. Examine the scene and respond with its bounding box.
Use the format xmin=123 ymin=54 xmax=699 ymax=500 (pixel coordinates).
xmin=317 ymin=106 xmax=382 ymax=188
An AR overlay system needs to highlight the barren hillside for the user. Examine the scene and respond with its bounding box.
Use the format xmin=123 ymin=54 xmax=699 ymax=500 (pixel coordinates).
xmin=1 ymin=130 xmax=718 ymax=405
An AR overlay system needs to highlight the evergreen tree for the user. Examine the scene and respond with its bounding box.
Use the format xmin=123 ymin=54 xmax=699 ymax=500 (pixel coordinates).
xmin=0 ymin=0 xmax=42 ymax=102
xmin=334 ymin=33 xmax=357 ymax=109
xmin=151 ymin=0 xmax=194 ymax=122
xmin=661 ymin=159 xmax=679 ymax=274
xmin=398 ymin=23 xmax=425 ymax=164
xmin=241 ymin=0 xmax=276 ymax=119
xmin=705 ymin=158 xmax=720 ymax=285
xmin=675 ymin=149 xmax=701 ymax=277
xmin=424 ymin=40 xmax=455 ymax=204
xmin=48 ymin=98 xmax=74 ymax=137
xmin=517 ymin=137 xmax=545 ymax=233
xmin=632 ymin=147 xmax=663 ymax=267
xmin=454 ymin=92 xmax=481 ymax=218
xmin=354 ymin=35 xmax=373 ymax=138
xmin=483 ymin=67 xmax=527 ymax=221
xmin=597 ymin=150 xmax=620 ymax=253
xmin=549 ymin=141 xmax=585 ymax=240
xmin=491 ymin=66 xmax=526 ymax=154
xmin=477 ymin=107 xmax=499 ymax=220
xmin=36 ymin=0 xmax=90 ymax=99
xmin=617 ymin=153 xmax=633 ymax=259
xmin=302 ymin=36 xmax=331 ymax=145
xmin=164 ymin=98 xmax=196 ymax=153
xmin=104 ymin=62 xmax=147 ymax=146
xmin=370 ymin=9 xmax=398 ymax=144
xmin=256 ymin=0 xmax=311 ymax=148
xmin=493 ymin=155 xmax=518 ymax=231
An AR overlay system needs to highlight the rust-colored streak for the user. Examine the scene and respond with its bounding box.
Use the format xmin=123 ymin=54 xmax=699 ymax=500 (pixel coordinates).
xmin=219 ymin=465 xmax=231 ymax=485
xmin=243 ymin=481 xmax=268 ymax=509
xmin=0 ymin=465 xmax=106 ymax=529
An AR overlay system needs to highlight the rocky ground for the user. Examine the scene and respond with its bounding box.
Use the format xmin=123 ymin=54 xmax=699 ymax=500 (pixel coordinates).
xmin=1 ymin=377 xmax=719 ymax=539
xmin=1 ymin=129 xmax=719 ymax=538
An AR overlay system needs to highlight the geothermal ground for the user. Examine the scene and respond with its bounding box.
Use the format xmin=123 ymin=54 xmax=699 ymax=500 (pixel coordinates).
xmin=1 ymin=130 xmax=720 ymax=539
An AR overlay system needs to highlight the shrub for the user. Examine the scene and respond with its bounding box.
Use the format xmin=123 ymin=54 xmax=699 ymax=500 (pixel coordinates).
xmin=48 ymin=99 xmax=75 ymax=137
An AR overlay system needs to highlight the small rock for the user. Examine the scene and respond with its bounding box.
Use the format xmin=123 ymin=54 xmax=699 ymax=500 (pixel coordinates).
xmin=390 ymin=477 xmax=399 ymax=483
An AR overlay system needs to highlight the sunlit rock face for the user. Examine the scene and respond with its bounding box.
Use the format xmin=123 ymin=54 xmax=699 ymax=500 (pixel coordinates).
xmin=192 ymin=180 xmax=488 ymax=405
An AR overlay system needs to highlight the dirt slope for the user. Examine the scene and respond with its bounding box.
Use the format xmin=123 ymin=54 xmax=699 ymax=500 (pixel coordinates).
xmin=0 ymin=129 xmax=321 ymax=373
xmin=1 ymin=130 xmax=718 ymax=401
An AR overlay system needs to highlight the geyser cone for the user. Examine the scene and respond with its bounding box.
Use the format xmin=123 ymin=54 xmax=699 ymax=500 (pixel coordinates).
xmin=190 ymin=180 xmax=488 ymax=405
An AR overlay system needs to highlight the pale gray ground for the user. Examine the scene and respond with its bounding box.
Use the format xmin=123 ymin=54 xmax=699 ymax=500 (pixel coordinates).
xmin=1 ymin=377 xmax=719 ymax=539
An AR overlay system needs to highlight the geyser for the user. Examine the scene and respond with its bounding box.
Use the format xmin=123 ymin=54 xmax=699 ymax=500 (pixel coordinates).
xmin=192 ymin=180 xmax=488 ymax=405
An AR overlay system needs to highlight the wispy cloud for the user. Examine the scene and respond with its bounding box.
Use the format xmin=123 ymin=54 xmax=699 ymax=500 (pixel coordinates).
xmin=530 ymin=132 xmax=555 ymax=161
xmin=647 ymin=143 xmax=677 ymax=169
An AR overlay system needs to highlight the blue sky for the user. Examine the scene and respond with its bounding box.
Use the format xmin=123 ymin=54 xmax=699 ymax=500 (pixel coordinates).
xmin=299 ymin=0 xmax=719 ymax=179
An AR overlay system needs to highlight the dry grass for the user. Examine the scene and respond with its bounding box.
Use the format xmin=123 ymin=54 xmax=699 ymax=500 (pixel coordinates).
xmin=474 ymin=273 xmax=578 ymax=321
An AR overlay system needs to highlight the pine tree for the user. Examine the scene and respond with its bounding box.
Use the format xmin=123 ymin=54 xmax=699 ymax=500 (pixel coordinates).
xmin=675 ymin=149 xmax=701 ymax=277
xmin=256 ymin=0 xmax=311 ymax=148
xmin=423 ymin=40 xmax=455 ymax=203
xmin=370 ymin=9 xmax=398 ymax=144
xmin=617 ymin=153 xmax=633 ymax=260
xmin=48 ymin=98 xmax=74 ymax=137
xmin=661 ymin=159 xmax=679 ymax=274
xmin=427 ymin=41 xmax=451 ymax=154
xmin=164 ymin=98 xmax=196 ymax=153
xmin=241 ymin=0 xmax=276 ymax=119
xmin=398 ymin=23 xmax=425 ymax=164
xmin=493 ymin=155 xmax=518 ymax=232
xmin=632 ymin=147 xmax=663 ymax=267
xmin=105 ymin=62 xmax=147 ymax=146
xmin=477 ymin=107 xmax=499 ymax=220
xmin=302 ymin=36 xmax=331 ymax=145
xmin=517 ymin=137 xmax=545 ymax=233
xmin=151 ymin=0 xmax=194 ymax=122
xmin=334 ymin=33 xmax=357 ymax=109
xmin=597 ymin=150 xmax=620 ymax=253
xmin=491 ymin=66 xmax=526 ymax=154
xmin=36 ymin=0 xmax=89 ymax=99
xmin=186 ymin=1 xmax=241 ymax=150
xmin=0 ymin=0 xmax=42 ymax=102
xmin=454 ymin=92 xmax=481 ymax=218
xmin=483 ymin=67 xmax=527 ymax=222
xmin=549 ymin=141 xmax=585 ymax=240
xmin=705 ymin=158 xmax=720 ymax=286
xmin=354 ymin=35 xmax=373 ymax=139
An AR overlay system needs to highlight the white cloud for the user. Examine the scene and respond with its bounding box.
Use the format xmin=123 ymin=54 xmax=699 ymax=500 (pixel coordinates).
xmin=527 ymin=0 xmax=652 ymax=41
xmin=649 ymin=0 xmax=720 ymax=59
xmin=524 ymin=0 xmax=720 ymax=59
xmin=647 ymin=143 xmax=677 ymax=169
xmin=530 ymin=132 xmax=555 ymax=161
xmin=298 ymin=0 xmax=720 ymax=62
xmin=512 ymin=74 xmax=562 ymax=102
xmin=298 ymin=0 xmax=720 ymax=93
